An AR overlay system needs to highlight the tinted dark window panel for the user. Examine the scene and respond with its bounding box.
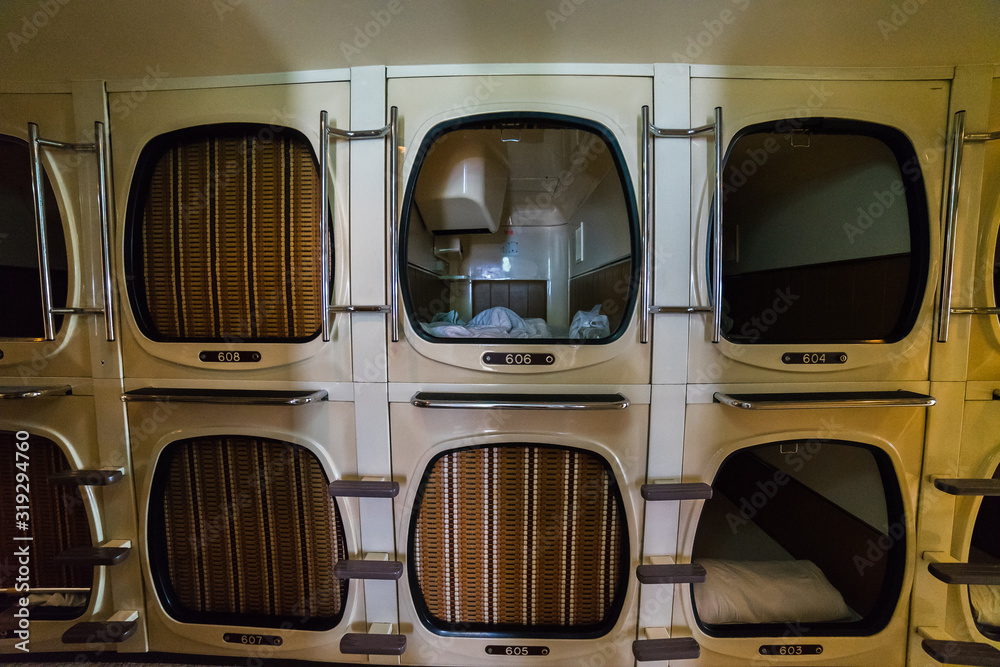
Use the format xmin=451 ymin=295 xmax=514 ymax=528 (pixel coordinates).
xmin=718 ymin=119 xmax=928 ymax=344
xmin=125 ymin=124 xmax=326 ymax=343
xmin=147 ymin=436 xmax=348 ymax=630
xmin=408 ymin=444 xmax=628 ymax=637
xmin=690 ymin=441 xmax=905 ymax=637
xmin=968 ymin=464 xmax=1000 ymax=641
xmin=0 ymin=136 xmax=68 ymax=339
xmin=0 ymin=431 xmax=91 ymax=621
xmin=400 ymin=114 xmax=639 ymax=345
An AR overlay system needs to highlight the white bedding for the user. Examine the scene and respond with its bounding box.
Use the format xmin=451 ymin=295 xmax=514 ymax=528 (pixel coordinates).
xmin=971 ymin=584 xmax=1000 ymax=627
xmin=692 ymin=559 xmax=853 ymax=625
xmin=420 ymin=306 xmax=609 ymax=340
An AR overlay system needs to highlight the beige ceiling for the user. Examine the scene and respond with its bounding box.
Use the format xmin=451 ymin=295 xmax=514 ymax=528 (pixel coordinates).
xmin=0 ymin=0 xmax=998 ymax=83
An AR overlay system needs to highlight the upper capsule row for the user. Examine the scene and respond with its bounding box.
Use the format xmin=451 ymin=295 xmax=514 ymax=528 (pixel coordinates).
xmin=1 ymin=72 xmax=997 ymax=385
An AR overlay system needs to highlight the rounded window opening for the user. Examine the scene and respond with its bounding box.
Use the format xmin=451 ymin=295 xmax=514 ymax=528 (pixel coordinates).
xmin=0 ymin=431 xmax=91 ymax=621
xmin=967 ymin=463 xmax=1000 ymax=641
xmin=400 ymin=114 xmax=639 ymax=344
xmin=690 ymin=440 xmax=906 ymax=637
xmin=408 ymin=444 xmax=629 ymax=638
xmin=147 ymin=436 xmax=349 ymax=630
xmin=0 ymin=135 xmax=68 ymax=339
xmin=713 ymin=118 xmax=929 ymax=345
xmin=124 ymin=124 xmax=329 ymax=343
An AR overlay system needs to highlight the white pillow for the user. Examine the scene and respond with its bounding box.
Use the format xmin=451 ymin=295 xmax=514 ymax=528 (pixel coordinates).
xmin=693 ymin=559 xmax=853 ymax=624
xmin=970 ymin=585 xmax=1000 ymax=627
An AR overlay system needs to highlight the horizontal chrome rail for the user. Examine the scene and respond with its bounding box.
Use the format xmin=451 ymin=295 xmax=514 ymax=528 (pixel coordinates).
xmin=411 ymin=392 xmax=629 ymax=410
xmin=0 ymin=385 xmax=72 ymax=399
xmin=714 ymin=390 xmax=936 ymax=410
xmin=121 ymin=387 xmax=328 ymax=406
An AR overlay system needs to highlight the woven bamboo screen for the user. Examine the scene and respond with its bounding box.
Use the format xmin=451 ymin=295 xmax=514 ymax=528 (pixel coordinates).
xmin=137 ymin=126 xmax=323 ymax=341
xmin=0 ymin=432 xmax=92 ymax=616
xmin=153 ymin=436 xmax=347 ymax=626
xmin=410 ymin=445 xmax=627 ymax=634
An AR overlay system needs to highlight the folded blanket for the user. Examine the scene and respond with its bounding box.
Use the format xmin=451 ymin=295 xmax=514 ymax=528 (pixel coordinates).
xmin=421 ymin=307 xmax=551 ymax=339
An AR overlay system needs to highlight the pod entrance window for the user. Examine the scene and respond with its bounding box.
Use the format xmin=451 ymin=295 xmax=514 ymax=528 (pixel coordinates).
xmin=400 ymin=114 xmax=639 ymax=344
xmin=717 ymin=119 xmax=929 ymax=344
xmin=0 ymin=431 xmax=91 ymax=621
xmin=125 ymin=124 xmax=328 ymax=343
xmin=690 ymin=440 xmax=905 ymax=637
xmin=967 ymin=463 xmax=1000 ymax=640
xmin=0 ymin=136 xmax=68 ymax=339
xmin=147 ymin=436 xmax=349 ymax=630
xmin=408 ymin=444 xmax=628 ymax=638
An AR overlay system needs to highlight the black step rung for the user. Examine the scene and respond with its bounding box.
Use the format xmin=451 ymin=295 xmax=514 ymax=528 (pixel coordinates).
xmin=340 ymin=632 xmax=407 ymax=656
xmin=929 ymin=562 xmax=1000 ymax=585
xmin=922 ymin=638 xmax=1000 ymax=666
xmin=49 ymin=469 xmax=123 ymax=486
xmin=935 ymin=478 xmax=1000 ymax=496
xmin=328 ymin=480 xmax=399 ymax=499
xmin=633 ymin=637 xmax=700 ymax=662
xmin=334 ymin=559 xmax=403 ymax=580
xmin=54 ymin=546 xmax=130 ymax=567
xmin=62 ymin=619 xmax=137 ymax=644
xmin=636 ymin=563 xmax=706 ymax=585
xmin=641 ymin=482 xmax=713 ymax=501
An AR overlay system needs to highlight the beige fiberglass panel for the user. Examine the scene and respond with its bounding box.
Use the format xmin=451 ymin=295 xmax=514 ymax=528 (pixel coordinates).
xmin=110 ymin=82 xmax=353 ymax=381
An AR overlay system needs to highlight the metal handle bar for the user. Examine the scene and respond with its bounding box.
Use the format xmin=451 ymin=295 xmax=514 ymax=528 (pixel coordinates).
xmin=642 ymin=106 xmax=723 ymax=344
xmin=320 ymin=108 xmax=399 ymax=342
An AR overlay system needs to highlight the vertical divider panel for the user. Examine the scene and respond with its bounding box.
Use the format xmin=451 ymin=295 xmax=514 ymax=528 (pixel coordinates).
xmin=651 ymin=64 xmax=692 ymax=385
xmin=350 ymin=66 xmax=390 ymax=383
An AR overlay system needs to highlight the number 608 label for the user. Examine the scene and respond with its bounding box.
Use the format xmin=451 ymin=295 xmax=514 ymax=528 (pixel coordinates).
xmin=200 ymin=351 xmax=262 ymax=363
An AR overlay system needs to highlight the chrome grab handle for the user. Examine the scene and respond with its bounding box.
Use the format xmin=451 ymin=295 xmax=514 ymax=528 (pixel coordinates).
xmin=0 ymin=385 xmax=72 ymax=399
xmin=939 ymin=115 xmax=1000 ymax=333
xmin=410 ymin=392 xmax=629 ymax=410
xmin=643 ymin=106 xmax=723 ymax=343
xmin=121 ymin=387 xmax=328 ymax=406
xmin=388 ymin=106 xmax=399 ymax=343
xmin=328 ymin=305 xmax=391 ymax=313
xmin=319 ymin=109 xmax=398 ymax=342
xmin=28 ymin=122 xmax=115 ymax=341
xmin=937 ymin=110 xmax=966 ymax=343
xmin=640 ymin=105 xmax=651 ymax=344
xmin=714 ymin=390 xmax=936 ymax=410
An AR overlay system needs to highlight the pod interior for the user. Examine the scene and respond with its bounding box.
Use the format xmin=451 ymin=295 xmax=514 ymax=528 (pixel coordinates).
xmin=400 ymin=114 xmax=639 ymax=344
xmin=0 ymin=136 xmax=68 ymax=339
xmin=716 ymin=118 xmax=929 ymax=345
xmin=690 ymin=440 xmax=906 ymax=637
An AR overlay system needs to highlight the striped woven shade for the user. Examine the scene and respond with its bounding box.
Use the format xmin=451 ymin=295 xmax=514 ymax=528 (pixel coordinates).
xmin=410 ymin=445 xmax=627 ymax=634
xmin=152 ymin=436 xmax=347 ymax=628
xmin=0 ymin=432 xmax=92 ymax=615
xmin=136 ymin=125 xmax=323 ymax=341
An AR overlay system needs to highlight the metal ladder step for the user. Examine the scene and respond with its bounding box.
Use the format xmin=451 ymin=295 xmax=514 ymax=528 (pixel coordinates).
xmin=62 ymin=617 xmax=138 ymax=644
xmin=641 ymin=482 xmax=713 ymax=501
xmin=49 ymin=468 xmax=123 ymax=486
xmin=54 ymin=545 xmax=130 ymax=567
xmin=636 ymin=562 xmax=706 ymax=585
xmin=334 ymin=559 xmax=403 ymax=581
xmin=340 ymin=632 xmax=407 ymax=656
xmin=632 ymin=637 xmax=700 ymax=662
xmin=328 ymin=479 xmax=399 ymax=498
xmin=934 ymin=478 xmax=1000 ymax=496
xmin=922 ymin=638 xmax=1000 ymax=666
xmin=929 ymin=562 xmax=1000 ymax=585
